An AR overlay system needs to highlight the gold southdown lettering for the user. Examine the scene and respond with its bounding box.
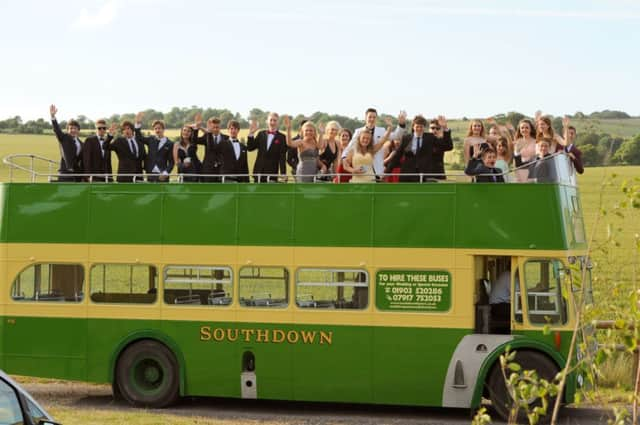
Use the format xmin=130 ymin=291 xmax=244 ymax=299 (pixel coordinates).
xmin=198 ymin=326 xmax=333 ymax=346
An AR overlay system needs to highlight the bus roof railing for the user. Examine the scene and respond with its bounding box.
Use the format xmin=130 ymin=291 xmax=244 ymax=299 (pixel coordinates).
xmin=2 ymin=153 xmax=577 ymax=185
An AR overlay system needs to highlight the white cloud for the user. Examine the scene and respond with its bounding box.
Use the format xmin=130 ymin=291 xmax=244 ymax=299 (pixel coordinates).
xmin=71 ymin=1 xmax=119 ymax=30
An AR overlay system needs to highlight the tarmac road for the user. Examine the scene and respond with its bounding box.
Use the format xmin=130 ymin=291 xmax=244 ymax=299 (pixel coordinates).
xmin=21 ymin=380 xmax=620 ymax=424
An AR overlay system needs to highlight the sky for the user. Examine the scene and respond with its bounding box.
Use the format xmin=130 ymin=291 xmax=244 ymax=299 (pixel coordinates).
xmin=1 ymin=0 xmax=639 ymax=122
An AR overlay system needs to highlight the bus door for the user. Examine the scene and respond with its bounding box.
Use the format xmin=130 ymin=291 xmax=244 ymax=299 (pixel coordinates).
xmin=513 ymin=257 xmax=571 ymax=334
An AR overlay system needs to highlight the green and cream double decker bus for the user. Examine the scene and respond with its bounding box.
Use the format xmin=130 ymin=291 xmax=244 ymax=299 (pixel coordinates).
xmin=0 ymin=154 xmax=590 ymax=420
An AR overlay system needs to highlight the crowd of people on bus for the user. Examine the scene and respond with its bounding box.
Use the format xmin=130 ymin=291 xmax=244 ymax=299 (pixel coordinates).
xmin=49 ymin=105 xmax=584 ymax=183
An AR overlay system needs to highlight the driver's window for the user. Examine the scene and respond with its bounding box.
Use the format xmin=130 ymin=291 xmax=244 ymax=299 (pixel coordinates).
xmin=523 ymin=259 xmax=567 ymax=325
xmin=0 ymin=379 xmax=24 ymax=425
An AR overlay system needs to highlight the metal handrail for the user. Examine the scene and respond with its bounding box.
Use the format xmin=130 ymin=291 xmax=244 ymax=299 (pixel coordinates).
xmin=2 ymin=153 xmax=576 ymax=185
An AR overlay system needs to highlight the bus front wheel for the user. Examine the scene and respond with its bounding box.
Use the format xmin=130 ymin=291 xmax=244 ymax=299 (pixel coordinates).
xmin=486 ymin=350 xmax=560 ymax=423
xmin=115 ymin=340 xmax=180 ymax=408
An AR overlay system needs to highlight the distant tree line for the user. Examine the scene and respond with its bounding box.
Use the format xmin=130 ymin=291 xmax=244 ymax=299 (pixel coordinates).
xmin=1 ymin=108 xmax=639 ymax=166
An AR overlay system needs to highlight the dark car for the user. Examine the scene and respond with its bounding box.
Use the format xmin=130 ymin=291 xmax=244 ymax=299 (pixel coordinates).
xmin=0 ymin=370 xmax=59 ymax=425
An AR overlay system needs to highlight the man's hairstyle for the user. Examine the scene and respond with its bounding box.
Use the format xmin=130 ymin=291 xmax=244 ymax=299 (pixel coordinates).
xmin=429 ymin=119 xmax=440 ymax=126
xmin=121 ymin=121 xmax=134 ymax=131
xmin=208 ymin=117 xmax=221 ymax=125
xmin=152 ymin=120 xmax=165 ymax=129
xmin=568 ymin=126 xmax=576 ymax=132
xmin=67 ymin=119 xmax=80 ymax=129
xmin=227 ymin=120 xmax=240 ymax=130
xmin=412 ymin=115 xmax=427 ymax=127
xmin=365 ymin=108 xmax=377 ymax=116
xmin=481 ymin=147 xmax=496 ymax=157
xmin=538 ymin=137 xmax=553 ymax=145
xmin=95 ymin=119 xmax=107 ymax=127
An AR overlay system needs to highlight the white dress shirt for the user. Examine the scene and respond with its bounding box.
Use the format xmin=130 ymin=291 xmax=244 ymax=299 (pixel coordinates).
xmin=342 ymin=125 xmax=405 ymax=176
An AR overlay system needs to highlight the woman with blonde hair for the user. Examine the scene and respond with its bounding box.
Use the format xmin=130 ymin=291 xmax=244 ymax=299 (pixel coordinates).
xmin=463 ymin=119 xmax=486 ymax=163
xmin=319 ymin=120 xmax=341 ymax=176
xmin=343 ymin=118 xmax=393 ymax=183
xmin=285 ymin=117 xmax=327 ymax=182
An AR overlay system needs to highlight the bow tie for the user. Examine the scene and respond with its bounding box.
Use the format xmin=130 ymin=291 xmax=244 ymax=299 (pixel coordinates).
xmin=231 ymin=139 xmax=239 ymax=143
xmin=268 ymin=130 xmax=277 ymax=135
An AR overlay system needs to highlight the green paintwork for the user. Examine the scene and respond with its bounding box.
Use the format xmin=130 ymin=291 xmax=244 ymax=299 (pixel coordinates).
xmin=469 ymin=331 xmax=575 ymax=409
xmin=0 ymin=182 xmax=587 ymax=250
xmin=0 ymin=314 xmax=470 ymax=406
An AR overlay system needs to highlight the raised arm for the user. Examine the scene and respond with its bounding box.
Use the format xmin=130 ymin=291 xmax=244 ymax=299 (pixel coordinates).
xmin=284 ymin=116 xmax=302 ymax=148
xmin=246 ymin=119 xmax=259 ymax=151
xmin=389 ymin=110 xmax=407 ymax=141
xmin=435 ymin=116 xmax=453 ymax=151
xmin=134 ymin=112 xmax=149 ymax=145
xmin=49 ymin=104 xmax=65 ymax=142
xmin=373 ymin=119 xmax=394 ymax=154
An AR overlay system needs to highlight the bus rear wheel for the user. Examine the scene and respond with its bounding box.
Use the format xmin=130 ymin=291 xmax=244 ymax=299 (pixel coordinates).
xmin=486 ymin=351 xmax=559 ymax=424
xmin=115 ymin=340 xmax=180 ymax=408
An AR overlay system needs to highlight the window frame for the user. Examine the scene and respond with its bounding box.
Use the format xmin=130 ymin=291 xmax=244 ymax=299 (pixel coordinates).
xmin=10 ymin=262 xmax=85 ymax=303
xmin=295 ymin=267 xmax=369 ymax=310
xmin=163 ymin=265 xmax=233 ymax=307
xmin=238 ymin=265 xmax=290 ymax=309
xmin=89 ymin=263 xmax=159 ymax=305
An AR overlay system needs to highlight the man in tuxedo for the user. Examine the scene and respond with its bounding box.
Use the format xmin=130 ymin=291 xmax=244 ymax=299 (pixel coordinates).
xmin=49 ymin=104 xmax=83 ymax=182
xmin=385 ymin=115 xmax=452 ymax=182
xmin=134 ymin=115 xmax=174 ymax=182
xmin=342 ymin=108 xmax=407 ymax=179
xmin=217 ymin=120 xmax=249 ymax=182
xmin=247 ymin=112 xmax=287 ymax=182
xmin=464 ymin=146 xmax=505 ymax=183
xmin=83 ymin=119 xmax=115 ymax=182
xmin=192 ymin=116 xmax=228 ymax=182
xmin=106 ymin=120 xmax=145 ymax=183
xmin=564 ymin=125 xmax=584 ymax=174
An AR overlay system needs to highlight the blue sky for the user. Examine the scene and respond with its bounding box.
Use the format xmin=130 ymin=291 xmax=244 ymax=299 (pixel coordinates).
xmin=1 ymin=0 xmax=638 ymax=122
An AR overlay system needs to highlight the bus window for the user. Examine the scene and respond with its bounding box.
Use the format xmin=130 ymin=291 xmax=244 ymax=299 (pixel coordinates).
xmin=523 ymin=259 xmax=567 ymax=325
xmin=90 ymin=264 xmax=157 ymax=304
xmin=164 ymin=266 xmax=232 ymax=306
xmin=11 ymin=263 xmax=84 ymax=302
xmin=239 ymin=266 xmax=288 ymax=308
xmin=295 ymin=268 xmax=368 ymax=309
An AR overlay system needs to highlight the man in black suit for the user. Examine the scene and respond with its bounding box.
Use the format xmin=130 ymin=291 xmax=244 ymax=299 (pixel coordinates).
xmin=247 ymin=112 xmax=287 ymax=182
xmin=563 ymin=120 xmax=584 ymax=175
xmin=192 ymin=116 xmax=229 ymax=182
xmin=385 ymin=115 xmax=452 ymax=182
xmin=464 ymin=146 xmax=505 ymax=183
xmin=49 ymin=104 xmax=83 ymax=182
xmin=106 ymin=120 xmax=145 ymax=183
xmin=134 ymin=114 xmax=174 ymax=182
xmin=83 ymin=119 xmax=116 ymax=182
xmin=217 ymin=120 xmax=249 ymax=182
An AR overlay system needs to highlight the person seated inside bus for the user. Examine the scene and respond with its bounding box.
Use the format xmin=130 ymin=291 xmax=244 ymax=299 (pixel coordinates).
xmin=531 ymin=138 xmax=558 ymax=183
xmin=464 ymin=145 xmax=505 ymax=183
xmin=489 ymin=269 xmax=511 ymax=334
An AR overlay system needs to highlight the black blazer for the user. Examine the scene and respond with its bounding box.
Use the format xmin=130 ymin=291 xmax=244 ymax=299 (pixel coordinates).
xmin=247 ymin=130 xmax=287 ymax=178
xmin=134 ymin=128 xmax=174 ymax=175
xmin=217 ymin=139 xmax=249 ymax=182
xmin=532 ymin=155 xmax=557 ymax=183
xmin=464 ymin=158 xmax=505 ymax=183
xmin=51 ymin=119 xmax=83 ymax=181
xmin=83 ymin=134 xmax=113 ymax=181
xmin=106 ymin=136 xmax=146 ymax=182
xmin=192 ymin=129 xmax=229 ymax=176
xmin=387 ymin=130 xmax=453 ymax=182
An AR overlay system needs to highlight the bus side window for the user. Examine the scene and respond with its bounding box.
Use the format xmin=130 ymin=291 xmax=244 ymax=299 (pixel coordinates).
xmin=89 ymin=264 xmax=157 ymax=304
xmin=523 ymin=259 xmax=567 ymax=325
xmin=295 ymin=269 xmax=368 ymax=310
xmin=163 ymin=266 xmax=233 ymax=306
xmin=239 ymin=266 xmax=288 ymax=308
xmin=11 ymin=263 xmax=84 ymax=302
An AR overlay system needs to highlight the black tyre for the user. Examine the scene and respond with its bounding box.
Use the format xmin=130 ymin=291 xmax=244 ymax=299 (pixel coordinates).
xmin=115 ymin=340 xmax=180 ymax=408
xmin=486 ymin=351 xmax=559 ymax=424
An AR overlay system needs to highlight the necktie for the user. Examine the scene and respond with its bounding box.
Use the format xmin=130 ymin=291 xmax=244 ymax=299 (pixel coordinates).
xmin=268 ymin=130 xmax=276 ymax=135
xmin=416 ymin=137 xmax=421 ymax=152
xmin=99 ymin=138 xmax=104 ymax=157
xmin=129 ymin=139 xmax=137 ymax=156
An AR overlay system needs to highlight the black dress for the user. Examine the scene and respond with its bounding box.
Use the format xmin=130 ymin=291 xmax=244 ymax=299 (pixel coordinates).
xmin=177 ymin=143 xmax=201 ymax=182
xmin=319 ymin=141 xmax=338 ymax=181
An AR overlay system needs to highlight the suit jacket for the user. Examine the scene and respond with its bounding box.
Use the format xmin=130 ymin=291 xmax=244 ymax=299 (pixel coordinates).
xmin=51 ymin=119 xmax=83 ymax=181
xmin=532 ymin=154 xmax=558 ymax=183
xmin=134 ymin=128 xmax=174 ymax=175
xmin=247 ymin=130 xmax=287 ymax=178
xmin=464 ymin=158 xmax=505 ymax=183
xmin=565 ymin=144 xmax=584 ymax=174
xmin=217 ymin=139 xmax=249 ymax=182
xmin=387 ymin=130 xmax=452 ymax=182
xmin=106 ymin=136 xmax=146 ymax=182
xmin=83 ymin=134 xmax=113 ymax=182
xmin=192 ymin=129 xmax=229 ymax=177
